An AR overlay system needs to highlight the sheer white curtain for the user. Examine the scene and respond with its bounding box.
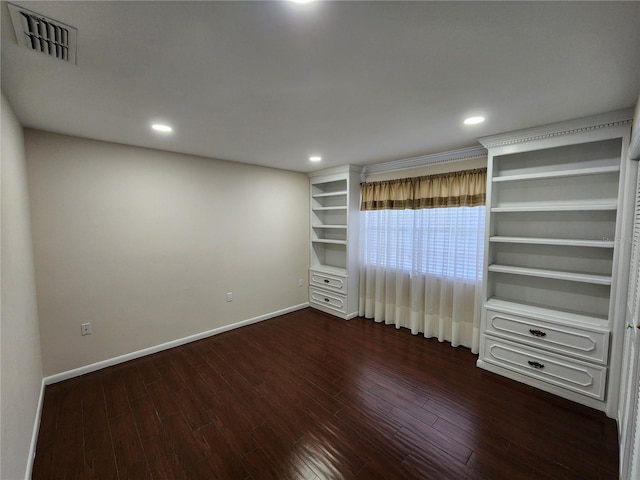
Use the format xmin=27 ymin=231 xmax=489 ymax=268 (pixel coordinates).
xmin=358 ymin=206 xmax=485 ymax=353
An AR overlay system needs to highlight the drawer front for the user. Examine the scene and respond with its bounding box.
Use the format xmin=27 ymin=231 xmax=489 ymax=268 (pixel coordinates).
xmin=484 ymin=309 xmax=609 ymax=365
xmin=309 ymin=287 xmax=347 ymax=314
xmin=310 ymin=270 xmax=347 ymax=294
xmin=482 ymin=336 xmax=606 ymax=400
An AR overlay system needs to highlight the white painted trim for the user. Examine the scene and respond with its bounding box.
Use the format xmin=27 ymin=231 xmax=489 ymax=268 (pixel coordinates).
xmin=361 ymin=145 xmax=487 ymax=176
xmin=43 ymin=303 xmax=309 ymax=385
xmin=25 ymin=379 xmax=46 ymax=480
xmin=478 ymin=108 xmax=634 ymax=149
xmin=308 ymin=164 xmax=362 ymax=179
xmin=631 ymin=128 xmax=640 ymax=161
xmin=629 ymin=95 xmax=640 ymax=160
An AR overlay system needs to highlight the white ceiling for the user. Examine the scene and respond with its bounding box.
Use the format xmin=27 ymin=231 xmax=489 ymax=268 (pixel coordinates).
xmin=2 ymin=1 xmax=639 ymax=173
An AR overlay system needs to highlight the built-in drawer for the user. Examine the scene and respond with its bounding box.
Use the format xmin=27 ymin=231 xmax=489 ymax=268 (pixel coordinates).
xmin=482 ymin=336 xmax=607 ymax=400
xmin=309 ymin=287 xmax=347 ymax=314
xmin=310 ymin=270 xmax=347 ymax=294
xmin=484 ymin=308 xmax=609 ymax=365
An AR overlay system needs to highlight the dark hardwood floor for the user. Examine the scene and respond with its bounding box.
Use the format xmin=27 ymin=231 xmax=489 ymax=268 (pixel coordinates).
xmin=31 ymin=308 xmax=618 ymax=480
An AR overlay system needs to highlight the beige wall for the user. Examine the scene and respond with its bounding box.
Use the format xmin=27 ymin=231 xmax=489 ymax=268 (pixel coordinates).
xmin=1 ymin=93 xmax=43 ymax=479
xmin=364 ymin=157 xmax=487 ymax=183
xmin=25 ymin=130 xmax=309 ymax=376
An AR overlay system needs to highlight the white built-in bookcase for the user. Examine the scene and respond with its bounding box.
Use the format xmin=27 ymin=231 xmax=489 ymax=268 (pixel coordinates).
xmin=308 ymin=165 xmax=362 ymax=319
xmin=477 ymin=110 xmax=636 ymax=417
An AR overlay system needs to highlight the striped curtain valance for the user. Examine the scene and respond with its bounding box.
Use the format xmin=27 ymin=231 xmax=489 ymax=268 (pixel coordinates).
xmin=361 ymin=168 xmax=487 ymax=211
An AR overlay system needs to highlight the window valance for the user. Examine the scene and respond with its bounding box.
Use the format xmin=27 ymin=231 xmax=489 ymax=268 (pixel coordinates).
xmin=360 ymin=167 xmax=487 ymax=211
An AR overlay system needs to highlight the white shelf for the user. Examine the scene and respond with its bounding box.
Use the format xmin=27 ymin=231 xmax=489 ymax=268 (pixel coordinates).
xmin=489 ymin=236 xmax=615 ymax=248
xmin=312 ymin=190 xmax=348 ymax=198
xmin=312 ymin=206 xmax=348 ymax=211
xmin=312 ymin=239 xmax=347 ymax=245
xmin=488 ymin=264 xmax=612 ymax=285
xmin=493 ymin=165 xmax=620 ymax=183
xmin=491 ymin=203 xmax=617 ymax=213
xmin=312 ymin=225 xmax=347 ymax=229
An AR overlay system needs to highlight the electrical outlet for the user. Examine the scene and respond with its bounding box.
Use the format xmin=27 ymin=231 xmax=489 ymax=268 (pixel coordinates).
xmin=81 ymin=323 xmax=92 ymax=336
xmin=298 ymin=278 xmax=303 ymax=287
xmin=226 ymin=292 xmax=233 ymax=302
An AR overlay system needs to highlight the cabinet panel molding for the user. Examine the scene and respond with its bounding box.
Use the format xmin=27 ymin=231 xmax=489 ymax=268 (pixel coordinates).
xmin=485 ymin=309 xmax=609 ymax=364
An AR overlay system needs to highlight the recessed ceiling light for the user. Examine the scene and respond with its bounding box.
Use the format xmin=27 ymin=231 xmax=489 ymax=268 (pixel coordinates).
xmin=151 ymin=123 xmax=173 ymax=133
xmin=463 ymin=116 xmax=486 ymax=125
xmin=309 ymin=156 xmax=322 ymax=162
xmin=290 ymin=0 xmax=316 ymax=4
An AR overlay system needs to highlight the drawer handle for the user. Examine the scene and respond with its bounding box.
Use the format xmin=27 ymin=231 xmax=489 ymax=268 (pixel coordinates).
xmin=528 ymin=360 xmax=545 ymax=369
xmin=529 ymin=329 xmax=547 ymax=337
xmin=324 ymin=279 xmax=330 ymax=283
xmin=324 ymin=298 xmax=330 ymax=302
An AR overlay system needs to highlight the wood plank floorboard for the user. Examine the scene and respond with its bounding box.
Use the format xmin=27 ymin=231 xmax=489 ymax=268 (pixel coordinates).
xmin=32 ymin=308 xmax=619 ymax=480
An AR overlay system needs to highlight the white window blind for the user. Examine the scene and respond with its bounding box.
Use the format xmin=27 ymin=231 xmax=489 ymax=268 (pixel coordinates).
xmin=361 ymin=206 xmax=485 ymax=282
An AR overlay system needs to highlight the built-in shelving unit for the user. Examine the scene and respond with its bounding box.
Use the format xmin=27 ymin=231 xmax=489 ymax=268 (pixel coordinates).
xmin=308 ymin=165 xmax=362 ymax=319
xmin=477 ymin=110 xmax=635 ymax=417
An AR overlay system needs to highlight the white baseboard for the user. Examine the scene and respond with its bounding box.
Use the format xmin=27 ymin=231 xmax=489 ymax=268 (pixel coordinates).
xmin=43 ymin=302 xmax=309 ymax=386
xmin=308 ymin=303 xmax=360 ymax=320
xmin=24 ymin=378 xmax=46 ymax=480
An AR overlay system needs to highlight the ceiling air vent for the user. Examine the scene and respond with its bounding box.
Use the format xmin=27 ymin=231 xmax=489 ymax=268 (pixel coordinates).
xmin=7 ymin=3 xmax=77 ymax=64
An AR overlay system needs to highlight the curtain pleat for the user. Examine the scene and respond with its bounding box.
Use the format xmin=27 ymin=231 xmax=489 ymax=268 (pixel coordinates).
xmin=359 ymin=262 xmax=483 ymax=353
xmin=361 ymin=168 xmax=487 ymax=211
xmin=358 ymin=169 xmax=486 ymax=353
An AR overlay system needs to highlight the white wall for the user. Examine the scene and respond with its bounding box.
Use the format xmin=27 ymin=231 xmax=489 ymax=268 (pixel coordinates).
xmin=364 ymin=157 xmax=487 ymax=182
xmin=25 ymin=130 xmax=309 ymax=376
xmin=1 ymin=93 xmax=43 ymax=479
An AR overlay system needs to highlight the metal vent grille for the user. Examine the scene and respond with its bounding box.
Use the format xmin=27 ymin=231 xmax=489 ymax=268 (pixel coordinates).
xmin=7 ymin=3 xmax=77 ymax=64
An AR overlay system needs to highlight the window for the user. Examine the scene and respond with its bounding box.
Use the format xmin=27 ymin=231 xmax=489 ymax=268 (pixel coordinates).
xmin=361 ymin=206 xmax=485 ymax=282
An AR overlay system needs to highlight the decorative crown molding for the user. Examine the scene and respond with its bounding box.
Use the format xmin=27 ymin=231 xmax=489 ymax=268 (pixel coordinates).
xmin=478 ymin=108 xmax=634 ymax=149
xmin=361 ymin=145 xmax=487 ymax=176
